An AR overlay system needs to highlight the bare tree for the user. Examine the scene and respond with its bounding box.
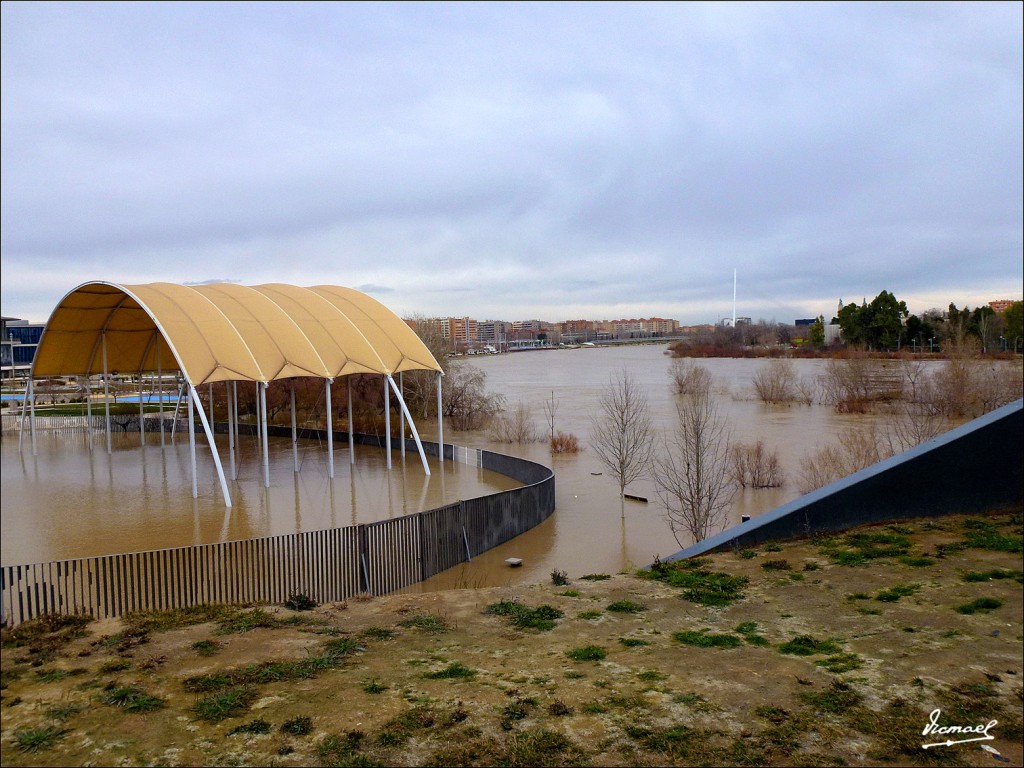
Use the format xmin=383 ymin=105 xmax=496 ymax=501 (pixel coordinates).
xmin=541 ymin=390 xmax=559 ymax=443
xmin=751 ymin=359 xmax=798 ymax=404
xmin=589 ymin=368 xmax=655 ymax=518
xmin=489 ymin=400 xmax=540 ymax=443
xmin=652 ymin=386 xmax=736 ymax=546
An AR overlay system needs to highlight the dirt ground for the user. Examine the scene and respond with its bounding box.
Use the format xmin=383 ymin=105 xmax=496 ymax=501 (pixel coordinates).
xmin=1 ymin=508 xmax=1022 ymax=767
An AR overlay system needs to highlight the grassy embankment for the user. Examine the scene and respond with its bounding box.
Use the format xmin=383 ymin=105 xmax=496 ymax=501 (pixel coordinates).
xmin=1 ymin=509 xmax=1022 ymax=767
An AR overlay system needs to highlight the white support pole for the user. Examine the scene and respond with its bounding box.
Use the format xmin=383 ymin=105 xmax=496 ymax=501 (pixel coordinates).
xmin=156 ymin=346 xmax=164 ymax=447
xmin=260 ymin=381 xmax=270 ymax=488
xmin=255 ymin=382 xmax=261 ymax=452
xmin=232 ymin=381 xmax=239 ymax=477
xmin=102 ymin=332 xmax=112 ymax=454
xmin=347 ymin=379 xmax=355 ymax=465
xmin=290 ymin=382 xmax=298 ymax=472
xmin=138 ymin=371 xmax=145 ymax=446
xmin=387 ymin=375 xmax=430 ymax=476
xmin=326 ymin=378 xmax=335 ymax=479
xmin=29 ymin=378 xmax=37 ymax=456
xmin=383 ymin=375 xmax=392 ymax=470
xmin=191 ymin=383 xmax=232 ymax=507
xmin=399 ymin=372 xmax=406 ymax=457
xmin=18 ymin=377 xmax=30 ymax=451
xmin=227 ymin=381 xmax=236 ymax=481
xmin=437 ymin=371 xmax=444 ymax=463
xmin=86 ymin=375 xmax=93 ymax=450
xmin=187 ymin=385 xmax=198 ymax=498
xmin=170 ymin=380 xmax=185 ymax=442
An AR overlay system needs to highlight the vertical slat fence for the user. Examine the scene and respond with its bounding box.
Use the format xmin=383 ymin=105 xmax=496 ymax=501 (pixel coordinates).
xmin=1 ymin=440 xmax=554 ymax=627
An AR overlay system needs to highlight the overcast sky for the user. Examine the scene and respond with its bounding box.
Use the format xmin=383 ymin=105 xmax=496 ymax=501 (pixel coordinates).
xmin=2 ymin=2 xmax=1021 ymax=326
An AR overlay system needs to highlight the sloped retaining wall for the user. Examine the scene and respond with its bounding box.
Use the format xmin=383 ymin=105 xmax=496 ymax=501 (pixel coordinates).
xmin=667 ymin=398 xmax=1023 ymax=561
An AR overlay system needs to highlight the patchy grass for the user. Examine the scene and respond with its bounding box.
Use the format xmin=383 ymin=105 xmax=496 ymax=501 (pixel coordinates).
xmin=191 ymin=639 xmax=222 ymax=657
xmin=961 ymin=519 xmax=1023 ymax=553
xmin=962 ymin=568 xmax=1024 ymax=583
xmin=484 ymin=600 xmax=564 ymax=631
xmin=566 ymin=645 xmax=606 ymax=662
xmin=640 ymin=560 xmax=748 ymax=607
xmin=397 ymin=614 xmax=450 ymax=634
xmin=192 ymin=687 xmax=258 ymax=722
xmin=424 ymin=662 xmax=476 ymax=680
xmin=13 ymin=726 xmax=66 ymax=753
xmin=673 ymin=630 xmax=743 ymax=649
xmin=778 ymin=635 xmax=843 ymax=656
xmin=0 ymin=509 xmax=1019 ymax=768
xmin=815 ymin=652 xmax=864 ymax=673
xmin=761 ymin=559 xmax=791 ymax=571
xmin=819 ymin=530 xmax=912 ymax=565
xmin=100 ymin=684 xmax=164 ymax=713
xmin=956 ymin=597 xmax=1004 ymax=614
xmin=875 ymin=583 xmax=921 ymax=602
xmin=579 ymin=573 xmax=611 ymax=581
xmin=619 ymin=637 xmax=651 ymax=648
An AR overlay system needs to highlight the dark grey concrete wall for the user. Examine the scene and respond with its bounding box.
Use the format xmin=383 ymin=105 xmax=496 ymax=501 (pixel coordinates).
xmin=666 ymin=398 xmax=1023 ymax=561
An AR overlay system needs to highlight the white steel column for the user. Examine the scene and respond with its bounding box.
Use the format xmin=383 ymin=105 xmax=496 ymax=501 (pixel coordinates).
xmin=232 ymin=381 xmax=239 ymax=477
xmin=387 ymin=375 xmax=430 ymax=475
xmin=102 ymin=332 xmax=112 ymax=454
xmin=156 ymin=346 xmax=165 ymax=447
xmin=170 ymin=381 xmax=185 ymax=442
xmin=138 ymin=372 xmax=145 ymax=445
xmin=86 ymin=375 xmax=93 ymax=450
xmin=227 ymin=381 xmax=236 ymax=481
xmin=190 ymin=383 xmax=232 ymax=507
xmin=28 ymin=379 xmax=37 ymax=455
xmin=437 ymin=371 xmax=444 ymax=463
xmin=326 ymin=378 xmax=335 ymax=478
xmin=290 ymin=382 xmax=298 ymax=472
xmin=187 ymin=385 xmax=198 ymax=498
xmin=347 ymin=379 xmax=355 ymax=464
xmin=383 ymin=375 xmax=392 ymax=470
xmin=399 ymin=372 xmax=406 ymax=457
xmin=260 ymin=381 xmax=270 ymax=488
xmin=18 ymin=377 xmax=30 ymax=451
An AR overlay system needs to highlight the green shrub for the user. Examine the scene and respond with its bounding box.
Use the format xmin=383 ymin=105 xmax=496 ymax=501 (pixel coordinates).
xmin=566 ymin=645 xmax=606 ymax=662
xmin=956 ymin=598 xmax=1003 ymax=615
xmin=284 ymin=593 xmax=318 ymax=611
xmin=875 ymin=583 xmax=920 ymax=602
xmin=673 ymin=630 xmax=742 ymax=649
xmin=778 ymin=635 xmax=842 ymax=656
xmin=100 ymin=684 xmax=164 ymax=713
xmin=425 ymin=662 xmax=476 ymax=680
xmin=14 ymin=726 xmax=65 ymax=753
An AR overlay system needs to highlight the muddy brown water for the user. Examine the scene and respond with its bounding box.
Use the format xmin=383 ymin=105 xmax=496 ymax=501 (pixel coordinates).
xmin=0 ymin=346 xmax=921 ymax=589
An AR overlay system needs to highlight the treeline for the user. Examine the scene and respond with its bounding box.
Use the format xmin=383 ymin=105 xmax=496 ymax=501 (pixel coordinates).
xmin=670 ymin=291 xmax=1023 ymax=356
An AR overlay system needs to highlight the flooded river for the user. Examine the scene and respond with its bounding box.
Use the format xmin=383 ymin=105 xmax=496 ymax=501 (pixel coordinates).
xmin=2 ymin=345 xmax=905 ymax=588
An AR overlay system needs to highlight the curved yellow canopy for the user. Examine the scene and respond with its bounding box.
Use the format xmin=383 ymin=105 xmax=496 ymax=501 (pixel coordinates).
xmin=31 ymin=281 xmax=442 ymax=386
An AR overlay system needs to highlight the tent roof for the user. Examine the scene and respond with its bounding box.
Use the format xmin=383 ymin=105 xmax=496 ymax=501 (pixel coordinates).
xmin=31 ymin=281 xmax=442 ymax=386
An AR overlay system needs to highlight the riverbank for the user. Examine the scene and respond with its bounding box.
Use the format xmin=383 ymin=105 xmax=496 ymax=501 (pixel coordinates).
xmin=2 ymin=508 xmax=1021 ymax=767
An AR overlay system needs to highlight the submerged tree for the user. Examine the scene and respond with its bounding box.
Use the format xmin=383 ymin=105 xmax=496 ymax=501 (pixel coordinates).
xmin=589 ymin=369 xmax=655 ymax=518
xmin=652 ymin=380 xmax=736 ymax=546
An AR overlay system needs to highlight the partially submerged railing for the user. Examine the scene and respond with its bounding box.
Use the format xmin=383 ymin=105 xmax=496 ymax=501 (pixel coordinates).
xmin=0 ymin=430 xmax=555 ymax=627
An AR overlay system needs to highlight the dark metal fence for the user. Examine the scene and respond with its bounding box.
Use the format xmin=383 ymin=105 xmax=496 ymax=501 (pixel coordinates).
xmin=1 ymin=436 xmax=555 ymax=627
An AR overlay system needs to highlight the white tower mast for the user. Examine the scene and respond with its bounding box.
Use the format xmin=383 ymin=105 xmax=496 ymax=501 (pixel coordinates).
xmin=732 ymin=268 xmax=737 ymax=327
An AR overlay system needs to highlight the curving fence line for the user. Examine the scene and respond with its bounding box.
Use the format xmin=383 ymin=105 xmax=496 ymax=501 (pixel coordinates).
xmin=0 ymin=429 xmax=555 ymax=627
